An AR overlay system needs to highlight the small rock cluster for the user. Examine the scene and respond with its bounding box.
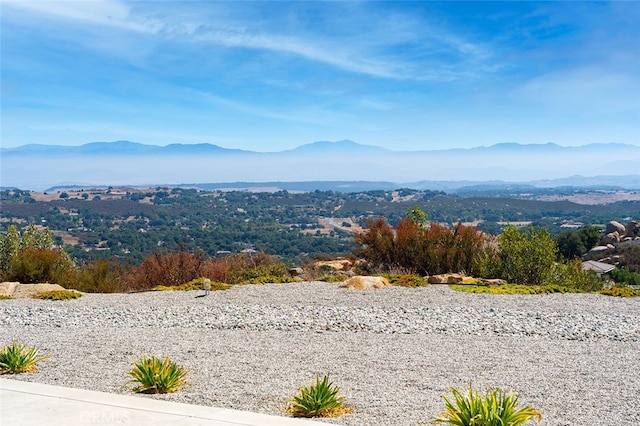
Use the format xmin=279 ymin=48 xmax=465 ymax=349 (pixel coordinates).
xmin=599 ymin=220 xmax=640 ymax=245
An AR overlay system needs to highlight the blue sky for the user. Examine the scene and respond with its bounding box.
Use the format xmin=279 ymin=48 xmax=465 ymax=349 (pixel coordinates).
xmin=1 ymin=1 xmax=639 ymax=152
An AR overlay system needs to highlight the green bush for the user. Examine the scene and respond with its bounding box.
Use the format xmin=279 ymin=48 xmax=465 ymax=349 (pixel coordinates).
xmin=551 ymin=258 xmax=603 ymax=292
xmin=153 ymin=277 xmax=230 ymax=291
xmin=35 ymin=289 xmax=82 ymax=300
xmin=287 ymin=374 xmax=352 ymax=418
xmin=432 ymin=385 xmax=541 ymax=425
xmin=496 ymin=226 xmax=557 ymax=285
xmin=450 ymin=284 xmax=578 ymax=295
xmin=597 ymin=286 xmax=640 ymax=297
xmin=317 ymin=274 xmax=349 ymax=283
xmin=128 ymin=355 xmax=188 ymax=394
xmin=5 ymin=247 xmax=75 ymax=285
xmin=381 ymin=274 xmax=428 ymax=287
xmin=610 ymin=268 xmax=640 ymax=287
xmin=0 ymin=225 xmax=75 ymax=284
xmin=0 ymin=341 xmax=50 ymax=374
xmin=75 ymin=258 xmax=125 ymax=293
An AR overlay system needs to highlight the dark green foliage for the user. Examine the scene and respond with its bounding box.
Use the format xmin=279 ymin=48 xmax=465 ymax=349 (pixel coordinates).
xmin=555 ymin=230 xmax=586 ymax=260
xmin=555 ymin=225 xmax=602 ymax=260
xmin=610 ymin=267 xmax=640 ymax=286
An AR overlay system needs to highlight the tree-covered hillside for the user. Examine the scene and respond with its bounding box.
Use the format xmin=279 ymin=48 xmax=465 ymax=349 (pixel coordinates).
xmin=1 ymin=187 xmax=638 ymax=264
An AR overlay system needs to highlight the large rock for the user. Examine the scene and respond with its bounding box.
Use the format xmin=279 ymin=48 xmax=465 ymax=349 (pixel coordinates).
xmin=341 ymin=276 xmax=389 ymax=290
xmin=314 ymin=259 xmax=353 ymax=271
xmin=583 ymin=245 xmax=611 ymax=260
xmin=606 ymin=221 xmax=626 ymax=235
xmin=427 ymin=273 xmax=468 ymax=284
xmin=0 ymin=282 xmax=69 ymax=298
xmin=626 ymin=221 xmax=640 ymax=238
xmin=600 ymin=231 xmax=620 ymax=245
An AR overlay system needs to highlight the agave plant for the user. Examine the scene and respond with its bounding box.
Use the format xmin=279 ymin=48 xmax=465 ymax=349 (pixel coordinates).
xmin=433 ymin=384 xmax=541 ymax=426
xmin=288 ymin=373 xmax=352 ymax=418
xmin=0 ymin=341 xmax=50 ymax=374
xmin=128 ymin=355 xmax=188 ymax=394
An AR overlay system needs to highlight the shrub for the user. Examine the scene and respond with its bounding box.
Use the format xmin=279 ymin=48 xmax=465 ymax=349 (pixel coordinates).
xmin=122 ymin=246 xmax=205 ymax=291
xmin=432 ymin=385 xmax=541 ymax=425
xmin=317 ymin=274 xmax=349 ymax=283
xmin=496 ymin=226 xmax=557 ymax=285
xmin=383 ymin=274 xmax=428 ymax=287
xmin=450 ymin=284 xmax=578 ymax=295
xmin=610 ymin=268 xmax=640 ymax=287
xmin=0 ymin=341 xmax=50 ymax=374
xmin=5 ymin=247 xmax=75 ymax=285
xmin=0 ymin=295 xmax=12 ymax=300
xmin=551 ymin=258 xmax=603 ymax=292
xmin=200 ymin=252 xmax=291 ymax=285
xmin=597 ymin=286 xmax=640 ymax=297
xmin=354 ymin=217 xmax=486 ymax=276
xmin=0 ymin=225 xmax=75 ymax=284
xmin=287 ymin=374 xmax=352 ymax=418
xmin=153 ymin=277 xmax=230 ymax=291
xmin=35 ymin=289 xmax=82 ymax=300
xmin=128 ymin=355 xmax=188 ymax=394
xmin=75 ymin=258 xmax=126 ymax=293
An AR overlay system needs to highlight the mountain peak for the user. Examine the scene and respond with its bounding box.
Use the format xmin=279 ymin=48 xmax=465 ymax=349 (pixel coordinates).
xmin=286 ymin=140 xmax=389 ymax=154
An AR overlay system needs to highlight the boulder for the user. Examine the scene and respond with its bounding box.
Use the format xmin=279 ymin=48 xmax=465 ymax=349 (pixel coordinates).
xmin=427 ymin=273 xmax=467 ymax=284
xmin=341 ymin=276 xmax=390 ymax=290
xmin=600 ymin=231 xmax=620 ymax=245
xmin=314 ymin=259 xmax=353 ymax=271
xmin=625 ymin=221 xmax=640 ymax=238
xmin=288 ymin=267 xmax=304 ymax=277
xmin=583 ymin=245 xmax=610 ymax=260
xmin=606 ymin=221 xmax=626 ymax=235
xmin=479 ymin=278 xmax=506 ymax=285
xmin=0 ymin=282 xmax=69 ymax=299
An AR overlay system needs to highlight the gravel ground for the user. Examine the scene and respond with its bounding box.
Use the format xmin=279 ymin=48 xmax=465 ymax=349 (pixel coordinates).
xmin=1 ymin=282 xmax=639 ymax=425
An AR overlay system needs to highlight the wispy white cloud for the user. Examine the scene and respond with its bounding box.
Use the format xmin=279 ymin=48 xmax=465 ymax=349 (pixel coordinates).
xmin=1 ymin=0 xmax=159 ymax=33
xmin=2 ymin=0 xmax=492 ymax=82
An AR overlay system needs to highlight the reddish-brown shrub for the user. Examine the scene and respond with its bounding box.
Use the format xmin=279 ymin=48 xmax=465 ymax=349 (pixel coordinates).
xmin=355 ymin=218 xmax=486 ymax=276
xmin=122 ymin=246 xmax=205 ymax=291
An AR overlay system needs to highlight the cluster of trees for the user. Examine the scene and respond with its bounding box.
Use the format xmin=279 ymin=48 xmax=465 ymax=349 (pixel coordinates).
xmin=0 ymin=218 xmax=633 ymax=292
xmin=2 ymin=187 xmax=639 ymax=266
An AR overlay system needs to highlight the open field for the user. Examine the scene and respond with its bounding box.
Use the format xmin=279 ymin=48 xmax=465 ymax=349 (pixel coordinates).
xmin=1 ymin=283 xmax=639 ymax=425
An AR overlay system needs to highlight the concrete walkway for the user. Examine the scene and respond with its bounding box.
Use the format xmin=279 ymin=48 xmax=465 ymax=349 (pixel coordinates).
xmin=0 ymin=378 xmax=334 ymax=426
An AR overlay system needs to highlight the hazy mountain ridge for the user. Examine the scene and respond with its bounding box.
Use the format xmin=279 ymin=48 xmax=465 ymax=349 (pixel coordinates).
xmin=3 ymin=140 xmax=640 ymax=156
xmin=2 ymin=140 xmax=639 ymax=191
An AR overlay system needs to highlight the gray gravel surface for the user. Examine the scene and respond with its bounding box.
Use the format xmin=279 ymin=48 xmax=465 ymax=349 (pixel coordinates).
xmin=1 ymin=282 xmax=639 ymax=425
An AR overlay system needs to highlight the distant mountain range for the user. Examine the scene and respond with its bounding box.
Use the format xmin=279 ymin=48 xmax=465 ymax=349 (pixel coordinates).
xmin=2 ymin=140 xmax=639 ymax=191
xmin=3 ymin=139 xmax=639 ymax=156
